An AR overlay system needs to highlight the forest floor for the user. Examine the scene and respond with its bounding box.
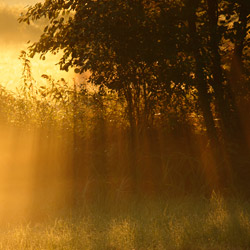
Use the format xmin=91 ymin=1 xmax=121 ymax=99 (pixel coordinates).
xmin=0 ymin=194 xmax=250 ymax=249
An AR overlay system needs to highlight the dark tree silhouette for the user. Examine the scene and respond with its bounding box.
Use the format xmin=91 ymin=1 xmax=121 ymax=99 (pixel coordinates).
xmin=19 ymin=0 xmax=250 ymax=194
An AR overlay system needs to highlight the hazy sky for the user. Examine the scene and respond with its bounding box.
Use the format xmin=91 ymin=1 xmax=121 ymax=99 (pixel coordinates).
xmin=0 ymin=4 xmax=41 ymax=44
xmin=1 ymin=0 xmax=40 ymax=6
xmin=0 ymin=0 xmax=74 ymax=91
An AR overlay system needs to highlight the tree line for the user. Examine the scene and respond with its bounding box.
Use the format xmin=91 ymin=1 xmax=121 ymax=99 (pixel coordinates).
xmin=18 ymin=0 xmax=250 ymax=197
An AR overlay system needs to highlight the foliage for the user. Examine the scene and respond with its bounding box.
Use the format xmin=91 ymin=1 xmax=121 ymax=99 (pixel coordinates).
xmin=17 ymin=0 xmax=250 ymax=193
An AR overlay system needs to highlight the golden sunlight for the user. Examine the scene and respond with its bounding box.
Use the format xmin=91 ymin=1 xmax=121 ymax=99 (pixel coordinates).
xmin=0 ymin=1 xmax=75 ymax=91
xmin=0 ymin=1 xmax=249 ymax=249
xmin=0 ymin=45 xmax=76 ymax=91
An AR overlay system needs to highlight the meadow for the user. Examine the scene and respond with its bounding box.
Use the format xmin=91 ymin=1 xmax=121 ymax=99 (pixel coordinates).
xmin=0 ymin=194 xmax=250 ymax=249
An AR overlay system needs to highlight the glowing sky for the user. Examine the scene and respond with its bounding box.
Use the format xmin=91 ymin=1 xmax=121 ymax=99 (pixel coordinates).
xmin=0 ymin=0 xmax=75 ymax=91
xmin=1 ymin=0 xmax=38 ymax=5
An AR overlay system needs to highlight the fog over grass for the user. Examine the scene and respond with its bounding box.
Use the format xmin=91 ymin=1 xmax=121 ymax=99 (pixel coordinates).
xmin=0 ymin=1 xmax=249 ymax=249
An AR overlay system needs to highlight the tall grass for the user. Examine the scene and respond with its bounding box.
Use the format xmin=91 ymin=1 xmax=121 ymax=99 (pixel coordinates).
xmin=0 ymin=70 xmax=213 ymax=199
xmin=0 ymin=194 xmax=250 ymax=249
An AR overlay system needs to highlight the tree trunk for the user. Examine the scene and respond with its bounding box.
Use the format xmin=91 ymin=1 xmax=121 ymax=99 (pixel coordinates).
xmin=206 ymin=0 xmax=232 ymax=137
xmin=206 ymin=0 xmax=250 ymax=192
xmin=124 ymin=85 xmax=138 ymax=193
xmin=186 ymin=0 xmax=225 ymax=189
xmin=187 ymin=1 xmax=218 ymax=146
xmin=227 ymin=0 xmax=250 ymax=190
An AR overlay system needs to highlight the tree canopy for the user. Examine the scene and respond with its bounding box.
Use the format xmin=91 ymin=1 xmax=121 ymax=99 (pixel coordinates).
xmin=19 ymin=0 xmax=250 ymax=192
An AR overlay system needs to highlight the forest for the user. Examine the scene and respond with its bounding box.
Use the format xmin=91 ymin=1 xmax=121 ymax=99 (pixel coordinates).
xmin=0 ymin=0 xmax=250 ymax=249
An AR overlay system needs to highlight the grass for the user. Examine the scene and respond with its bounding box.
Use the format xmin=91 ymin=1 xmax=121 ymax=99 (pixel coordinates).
xmin=0 ymin=193 xmax=250 ymax=249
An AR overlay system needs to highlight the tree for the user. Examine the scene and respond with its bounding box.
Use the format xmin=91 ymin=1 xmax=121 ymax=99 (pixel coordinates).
xmin=20 ymin=0 xmax=250 ymax=193
xmin=19 ymin=0 xmax=189 ymax=114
